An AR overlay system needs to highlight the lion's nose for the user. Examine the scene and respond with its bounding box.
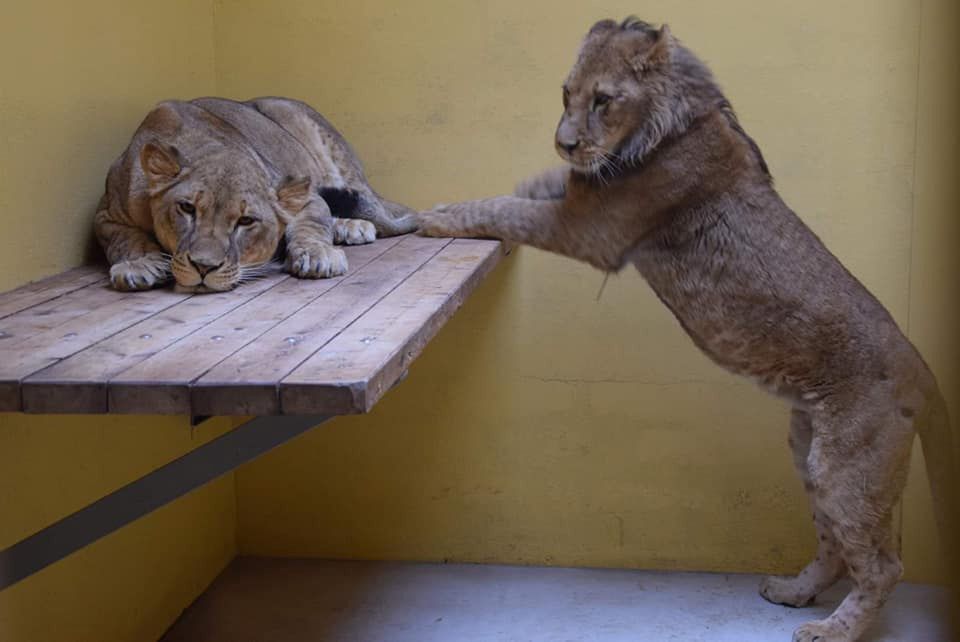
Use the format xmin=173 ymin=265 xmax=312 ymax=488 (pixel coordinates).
xmin=557 ymin=138 xmax=580 ymax=154
xmin=188 ymin=256 xmax=223 ymax=277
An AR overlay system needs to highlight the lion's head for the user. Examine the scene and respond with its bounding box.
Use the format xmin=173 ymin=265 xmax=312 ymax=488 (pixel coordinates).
xmin=556 ymin=18 xmax=711 ymax=175
xmin=139 ymin=141 xmax=311 ymax=292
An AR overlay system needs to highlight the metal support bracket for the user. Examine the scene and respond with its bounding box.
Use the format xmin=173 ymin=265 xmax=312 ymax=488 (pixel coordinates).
xmin=0 ymin=413 xmax=331 ymax=591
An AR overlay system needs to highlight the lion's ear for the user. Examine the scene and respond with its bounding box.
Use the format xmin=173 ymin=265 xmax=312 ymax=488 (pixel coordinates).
xmin=140 ymin=141 xmax=182 ymax=182
xmin=633 ymin=24 xmax=673 ymax=71
xmin=276 ymin=175 xmax=313 ymax=213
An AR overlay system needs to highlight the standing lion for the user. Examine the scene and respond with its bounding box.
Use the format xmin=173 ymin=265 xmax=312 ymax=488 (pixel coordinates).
xmin=419 ymin=18 xmax=958 ymax=642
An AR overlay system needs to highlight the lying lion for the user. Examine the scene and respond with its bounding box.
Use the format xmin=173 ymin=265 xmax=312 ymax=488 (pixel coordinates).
xmin=95 ymin=97 xmax=417 ymax=292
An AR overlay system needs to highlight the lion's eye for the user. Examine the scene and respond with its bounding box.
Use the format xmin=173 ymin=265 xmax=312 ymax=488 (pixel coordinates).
xmin=237 ymin=216 xmax=256 ymax=227
xmin=592 ymin=93 xmax=612 ymax=110
xmin=177 ymin=201 xmax=196 ymax=216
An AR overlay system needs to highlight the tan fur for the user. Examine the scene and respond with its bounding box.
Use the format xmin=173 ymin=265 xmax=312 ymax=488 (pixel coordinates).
xmin=419 ymin=18 xmax=959 ymax=642
xmin=96 ymin=97 xmax=417 ymax=292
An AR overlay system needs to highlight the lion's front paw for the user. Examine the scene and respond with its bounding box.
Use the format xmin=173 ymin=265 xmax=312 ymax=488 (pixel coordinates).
xmin=792 ymin=619 xmax=850 ymax=642
xmin=415 ymin=206 xmax=456 ymax=238
xmin=334 ymin=219 xmax=377 ymax=245
xmin=417 ymin=196 xmax=509 ymax=239
xmin=759 ymin=575 xmax=816 ymax=608
xmin=109 ymin=255 xmax=171 ymax=291
xmin=416 ymin=200 xmax=483 ymax=238
xmin=286 ymin=243 xmax=348 ymax=279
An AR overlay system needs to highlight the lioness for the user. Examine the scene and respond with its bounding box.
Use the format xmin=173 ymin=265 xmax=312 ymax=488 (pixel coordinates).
xmin=96 ymin=97 xmax=417 ymax=292
xmin=418 ymin=18 xmax=958 ymax=642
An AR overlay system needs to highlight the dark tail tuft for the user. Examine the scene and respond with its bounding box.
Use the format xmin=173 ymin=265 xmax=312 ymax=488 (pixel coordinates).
xmin=318 ymin=187 xmax=361 ymax=217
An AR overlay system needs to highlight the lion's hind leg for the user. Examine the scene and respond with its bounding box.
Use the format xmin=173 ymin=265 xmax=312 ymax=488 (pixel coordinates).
xmin=790 ymin=393 xmax=913 ymax=642
xmin=760 ymin=409 xmax=846 ymax=609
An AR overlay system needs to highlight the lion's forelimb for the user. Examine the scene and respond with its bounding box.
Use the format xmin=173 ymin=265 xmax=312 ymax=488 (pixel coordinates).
xmin=419 ymin=195 xmax=624 ymax=271
xmin=513 ymin=166 xmax=570 ymax=200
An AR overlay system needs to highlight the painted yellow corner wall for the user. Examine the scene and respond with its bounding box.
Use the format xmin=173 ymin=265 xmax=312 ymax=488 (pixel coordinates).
xmin=0 ymin=3 xmax=237 ymax=642
xmin=218 ymin=0 xmax=953 ymax=582
xmin=0 ymin=4 xmax=954 ymax=641
xmin=0 ymin=1 xmax=217 ymax=289
xmin=901 ymin=0 xmax=960 ymax=585
xmin=0 ymin=416 xmax=239 ymax=642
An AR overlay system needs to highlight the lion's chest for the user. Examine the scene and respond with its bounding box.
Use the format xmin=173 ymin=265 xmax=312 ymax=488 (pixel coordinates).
xmin=631 ymin=246 xmax=820 ymax=401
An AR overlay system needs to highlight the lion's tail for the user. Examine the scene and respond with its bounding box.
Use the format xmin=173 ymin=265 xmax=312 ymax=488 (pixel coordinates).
xmin=318 ymin=187 xmax=419 ymax=237
xmin=917 ymin=373 xmax=960 ymax=609
xmin=378 ymin=198 xmax=419 ymax=236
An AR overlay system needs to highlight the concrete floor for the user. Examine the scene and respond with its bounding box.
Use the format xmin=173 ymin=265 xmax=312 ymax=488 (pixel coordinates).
xmin=161 ymin=557 xmax=952 ymax=642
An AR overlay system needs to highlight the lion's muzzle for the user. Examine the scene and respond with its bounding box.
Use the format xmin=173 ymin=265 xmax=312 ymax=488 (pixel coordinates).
xmin=172 ymin=252 xmax=239 ymax=292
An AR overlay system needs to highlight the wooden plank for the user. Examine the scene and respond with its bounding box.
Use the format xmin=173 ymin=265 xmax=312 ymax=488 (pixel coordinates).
xmin=191 ymin=235 xmax=454 ymax=416
xmin=280 ymin=239 xmax=503 ymax=415
xmin=0 ymin=280 xmax=131 ymax=346
xmin=0 ymin=287 xmax=190 ymax=412
xmin=24 ymin=238 xmax=406 ymax=414
xmin=0 ymin=266 xmax=106 ymax=320
xmin=20 ymin=269 xmax=289 ymax=413
xmin=107 ymin=238 xmax=404 ymax=415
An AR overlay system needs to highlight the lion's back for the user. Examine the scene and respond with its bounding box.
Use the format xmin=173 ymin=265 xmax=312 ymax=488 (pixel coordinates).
xmin=245 ymin=97 xmax=365 ymax=188
xmin=185 ymin=98 xmax=312 ymax=178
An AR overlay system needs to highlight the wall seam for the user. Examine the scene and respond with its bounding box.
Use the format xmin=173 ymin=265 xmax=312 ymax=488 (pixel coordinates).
xmin=905 ymin=0 xmax=924 ymax=337
xmin=898 ymin=0 xmax=927 ymax=558
xmin=211 ymin=0 xmax=220 ymax=95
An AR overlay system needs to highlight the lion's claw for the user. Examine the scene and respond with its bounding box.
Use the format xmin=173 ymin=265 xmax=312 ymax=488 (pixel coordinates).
xmin=109 ymin=255 xmax=171 ymax=291
xmin=286 ymin=244 xmax=348 ymax=278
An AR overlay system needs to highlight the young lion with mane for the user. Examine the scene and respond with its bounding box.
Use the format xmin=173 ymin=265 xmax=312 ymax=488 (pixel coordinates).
xmin=418 ymin=18 xmax=958 ymax=642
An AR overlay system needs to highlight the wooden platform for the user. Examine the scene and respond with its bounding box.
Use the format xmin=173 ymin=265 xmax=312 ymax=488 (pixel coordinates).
xmin=0 ymin=235 xmax=503 ymax=416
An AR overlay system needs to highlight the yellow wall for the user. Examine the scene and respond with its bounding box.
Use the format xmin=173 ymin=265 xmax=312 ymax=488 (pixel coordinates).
xmin=0 ymin=416 xmax=238 ymax=642
xmin=0 ymin=1 xmax=217 ymax=289
xmin=220 ymin=0 xmax=954 ymax=582
xmin=901 ymin=0 xmax=960 ymax=585
xmin=0 ymin=3 xmax=956 ymax=641
xmin=0 ymin=3 xmax=237 ymax=642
